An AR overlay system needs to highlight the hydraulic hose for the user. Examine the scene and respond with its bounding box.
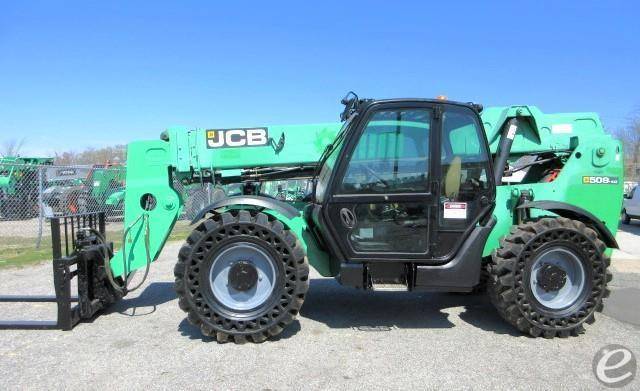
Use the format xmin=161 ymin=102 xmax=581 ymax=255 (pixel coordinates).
xmin=493 ymin=118 xmax=519 ymax=185
xmin=122 ymin=213 xmax=152 ymax=292
xmin=88 ymin=212 xmax=152 ymax=295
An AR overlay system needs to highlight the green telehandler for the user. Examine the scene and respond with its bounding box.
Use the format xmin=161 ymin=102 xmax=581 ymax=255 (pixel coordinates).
xmin=42 ymin=163 xmax=126 ymax=217
xmin=0 ymin=156 xmax=53 ymax=219
xmin=0 ymin=94 xmax=623 ymax=342
xmin=86 ymin=163 xmax=126 ymax=217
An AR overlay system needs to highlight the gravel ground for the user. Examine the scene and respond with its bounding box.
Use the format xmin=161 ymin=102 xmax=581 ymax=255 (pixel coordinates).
xmin=0 ymin=218 xmax=124 ymax=239
xmin=615 ymin=221 xmax=640 ymax=257
xmin=0 ymin=239 xmax=639 ymax=390
xmin=0 ymin=218 xmax=48 ymax=238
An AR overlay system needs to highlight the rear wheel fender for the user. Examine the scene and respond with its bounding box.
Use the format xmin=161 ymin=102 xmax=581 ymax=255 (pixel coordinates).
xmin=516 ymin=201 xmax=618 ymax=249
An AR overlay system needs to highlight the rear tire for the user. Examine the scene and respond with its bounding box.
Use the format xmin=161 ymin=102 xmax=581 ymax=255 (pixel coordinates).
xmin=488 ymin=217 xmax=611 ymax=338
xmin=174 ymin=210 xmax=309 ymax=343
xmin=621 ymin=209 xmax=631 ymax=224
xmin=75 ymin=192 xmax=89 ymax=215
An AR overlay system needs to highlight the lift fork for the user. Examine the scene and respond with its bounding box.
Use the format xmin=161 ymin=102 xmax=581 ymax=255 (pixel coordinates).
xmin=0 ymin=212 xmax=119 ymax=330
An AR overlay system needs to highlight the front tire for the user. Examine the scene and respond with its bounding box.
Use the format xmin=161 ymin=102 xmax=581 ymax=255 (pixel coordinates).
xmin=488 ymin=217 xmax=611 ymax=338
xmin=174 ymin=210 xmax=309 ymax=343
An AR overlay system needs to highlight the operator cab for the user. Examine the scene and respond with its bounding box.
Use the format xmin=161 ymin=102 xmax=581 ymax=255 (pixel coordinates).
xmin=307 ymin=94 xmax=496 ymax=291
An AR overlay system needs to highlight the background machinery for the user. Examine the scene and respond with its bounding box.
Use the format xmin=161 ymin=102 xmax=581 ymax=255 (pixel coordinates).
xmin=42 ymin=163 xmax=126 ymax=217
xmin=0 ymin=156 xmax=53 ymax=219
xmin=1 ymin=95 xmax=623 ymax=342
xmin=85 ymin=163 xmax=126 ymax=217
xmin=42 ymin=166 xmax=91 ymax=216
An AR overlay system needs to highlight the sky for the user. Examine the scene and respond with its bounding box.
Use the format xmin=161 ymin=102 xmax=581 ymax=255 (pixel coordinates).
xmin=0 ymin=1 xmax=638 ymax=156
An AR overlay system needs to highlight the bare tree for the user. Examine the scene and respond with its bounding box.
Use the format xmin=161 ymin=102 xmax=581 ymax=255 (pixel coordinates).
xmin=53 ymin=150 xmax=79 ymax=165
xmin=0 ymin=138 xmax=26 ymax=157
xmin=612 ymin=109 xmax=640 ymax=180
xmin=54 ymin=145 xmax=127 ymax=165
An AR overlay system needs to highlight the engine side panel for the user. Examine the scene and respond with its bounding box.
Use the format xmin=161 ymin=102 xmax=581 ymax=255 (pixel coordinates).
xmin=484 ymin=130 xmax=623 ymax=257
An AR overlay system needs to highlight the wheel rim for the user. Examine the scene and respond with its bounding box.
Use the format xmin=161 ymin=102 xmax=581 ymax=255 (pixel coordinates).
xmin=530 ymin=247 xmax=586 ymax=310
xmin=208 ymin=243 xmax=277 ymax=312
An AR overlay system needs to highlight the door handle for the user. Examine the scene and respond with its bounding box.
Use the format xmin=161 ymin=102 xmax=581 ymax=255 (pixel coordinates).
xmin=339 ymin=208 xmax=356 ymax=229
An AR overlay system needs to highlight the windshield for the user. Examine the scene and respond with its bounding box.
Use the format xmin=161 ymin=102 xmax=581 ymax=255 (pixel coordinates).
xmin=339 ymin=110 xmax=431 ymax=194
xmin=314 ymin=113 xmax=357 ymax=202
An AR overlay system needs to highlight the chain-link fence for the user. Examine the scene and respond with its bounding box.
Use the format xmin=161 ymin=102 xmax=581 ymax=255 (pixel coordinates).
xmin=0 ymin=163 xmax=215 ymax=267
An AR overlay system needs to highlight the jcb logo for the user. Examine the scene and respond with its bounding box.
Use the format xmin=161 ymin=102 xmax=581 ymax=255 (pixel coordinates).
xmin=206 ymin=128 xmax=269 ymax=149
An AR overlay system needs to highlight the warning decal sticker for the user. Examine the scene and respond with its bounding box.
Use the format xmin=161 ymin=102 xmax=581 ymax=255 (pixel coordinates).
xmin=443 ymin=202 xmax=467 ymax=219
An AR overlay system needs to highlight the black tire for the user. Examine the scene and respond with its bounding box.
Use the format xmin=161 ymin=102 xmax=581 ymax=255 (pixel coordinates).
xmin=174 ymin=210 xmax=309 ymax=343
xmin=75 ymin=192 xmax=89 ymax=215
xmin=472 ymin=265 xmax=490 ymax=294
xmin=488 ymin=217 xmax=612 ymax=338
xmin=0 ymin=195 xmax=30 ymax=220
xmin=621 ymin=209 xmax=631 ymax=224
xmin=0 ymin=192 xmax=10 ymax=220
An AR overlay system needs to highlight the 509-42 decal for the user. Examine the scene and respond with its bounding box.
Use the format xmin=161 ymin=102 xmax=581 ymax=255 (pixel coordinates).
xmin=582 ymin=176 xmax=619 ymax=185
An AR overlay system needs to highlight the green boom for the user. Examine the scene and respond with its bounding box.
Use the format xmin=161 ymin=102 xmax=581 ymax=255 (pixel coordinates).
xmin=109 ymin=123 xmax=342 ymax=277
xmin=110 ymin=107 xmax=623 ymax=280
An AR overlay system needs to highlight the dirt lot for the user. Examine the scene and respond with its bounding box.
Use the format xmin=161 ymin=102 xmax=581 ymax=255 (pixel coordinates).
xmin=0 ymin=229 xmax=638 ymax=389
xmin=0 ymin=217 xmax=124 ymax=238
xmin=0 ymin=218 xmax=192 ymax=268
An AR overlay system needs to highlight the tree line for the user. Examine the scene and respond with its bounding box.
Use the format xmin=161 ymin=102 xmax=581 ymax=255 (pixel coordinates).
xmin=610 ymin=109 xmax=640 ymax=181
xmin=2 ymin=110 xmax=639 ymax=170
xmin=53 ymin=145 xmax=127 ymax=165
xmin=0 ymin=139 xmax=126 ymax=166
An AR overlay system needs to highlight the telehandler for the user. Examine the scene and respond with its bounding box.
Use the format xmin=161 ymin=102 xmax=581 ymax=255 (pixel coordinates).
xmin=0 ymin=156 xmax=53 ymax=219
xmin=0 ymin=94 xmax=623 ymax=343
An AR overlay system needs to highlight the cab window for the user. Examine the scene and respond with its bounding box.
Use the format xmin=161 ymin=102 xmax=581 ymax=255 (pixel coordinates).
xmin=441 ymin=106 xmax=490 ymax=202
xmin=339 ymin=109 xmax=431 ymax=194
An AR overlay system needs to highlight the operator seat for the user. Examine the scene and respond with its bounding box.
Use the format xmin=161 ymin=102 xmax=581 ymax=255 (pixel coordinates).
xmin=444 ymin=156 xmax=461 ymax=199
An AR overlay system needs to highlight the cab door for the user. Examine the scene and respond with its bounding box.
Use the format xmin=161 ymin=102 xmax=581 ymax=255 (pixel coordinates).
xmin=432 ymin=105 xmax=495 ymax=259
xmin=322 ymin=102 xmax=438 ymax=262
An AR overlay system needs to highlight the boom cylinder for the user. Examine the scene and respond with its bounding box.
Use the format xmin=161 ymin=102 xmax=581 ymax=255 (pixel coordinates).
xmin=493 ymin=118 xmax=519 ymax=185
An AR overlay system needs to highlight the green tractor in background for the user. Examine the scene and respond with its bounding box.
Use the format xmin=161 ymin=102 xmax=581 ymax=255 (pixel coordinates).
xmin=105 ymin=189 xmax=125 ymax=215
xmin=42 ymin=166 xmax=91 ymax=216
xmin=42 ymin=163 xmax=126 ymax=217
xmin=0 ymin=156 xmax=53 ymax=220
xmin=86 ymin=163 xmax=126 ymax=217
